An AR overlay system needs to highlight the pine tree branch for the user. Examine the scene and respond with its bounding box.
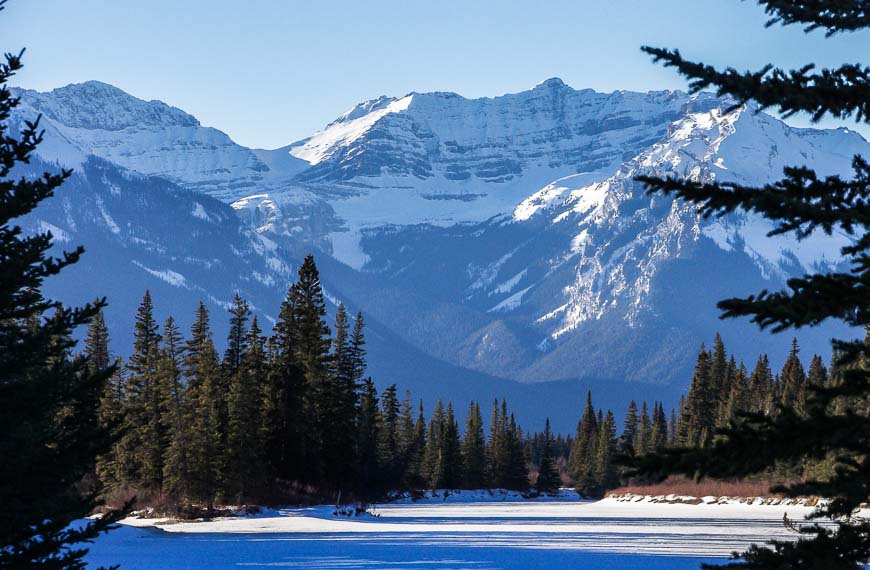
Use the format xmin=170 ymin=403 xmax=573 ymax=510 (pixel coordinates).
xmin=717 ymin=261 xmax=869 ymax=331
xmin=641 ymin=46 xmax=870 ymax=122
xmin=758 ymin=0 xmax=870 ymax=35
xmin=637 ymin=155 xmax=870 ymax=246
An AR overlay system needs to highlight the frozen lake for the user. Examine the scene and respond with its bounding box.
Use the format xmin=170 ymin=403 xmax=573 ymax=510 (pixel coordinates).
xmin=85 ymin=494 xmax=820 ymax=569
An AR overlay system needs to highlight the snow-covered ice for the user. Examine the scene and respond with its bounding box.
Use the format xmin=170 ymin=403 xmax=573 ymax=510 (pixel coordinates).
xmin=85 ymin=492 xmax=826 ymax=569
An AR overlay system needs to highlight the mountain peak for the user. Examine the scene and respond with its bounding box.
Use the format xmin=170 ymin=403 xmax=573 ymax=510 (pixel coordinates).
xmin=533 ymin=77 xmax=568 ymax=91
xmin=332 ymin=95 xmax=398 ymax=125
xmin=18 ymin=81 xmax=199 ymax=131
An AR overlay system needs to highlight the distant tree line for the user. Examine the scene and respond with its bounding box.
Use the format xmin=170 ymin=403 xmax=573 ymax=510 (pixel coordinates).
xmin=89 ymin=256 xmax=839 ymax=508
xmin=607 ymin=334 xmax=848 ymax=496
xmin=91 ymin=255 xmax=569 ymax=509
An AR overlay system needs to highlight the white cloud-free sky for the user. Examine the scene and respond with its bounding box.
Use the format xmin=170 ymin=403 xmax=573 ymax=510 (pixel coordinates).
xmin=3 ymin=0 xmax=867 ymax=149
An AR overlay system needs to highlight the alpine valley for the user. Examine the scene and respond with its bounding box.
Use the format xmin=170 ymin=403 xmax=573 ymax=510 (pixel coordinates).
xmin=13 ymin=78 xmax=864 ymax=430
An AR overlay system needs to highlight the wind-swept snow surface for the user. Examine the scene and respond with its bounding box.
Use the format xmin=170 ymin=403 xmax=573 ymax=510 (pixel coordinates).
xmin=86 ymin=495 xmax=825 ymax=569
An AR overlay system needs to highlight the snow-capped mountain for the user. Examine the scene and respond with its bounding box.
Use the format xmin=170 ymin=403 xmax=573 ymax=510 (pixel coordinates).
xmin=15 ymin=81 xmax=307 ymax=201
xmin=14 ymin=79 xmax=867 ymax=428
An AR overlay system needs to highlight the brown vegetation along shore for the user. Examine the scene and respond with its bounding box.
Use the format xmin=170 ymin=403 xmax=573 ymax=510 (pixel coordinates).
xmin=606 ymin=476 xmax=799 ymax=502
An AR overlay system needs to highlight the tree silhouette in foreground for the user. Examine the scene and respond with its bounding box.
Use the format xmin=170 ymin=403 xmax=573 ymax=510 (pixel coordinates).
xmin=627 ymin=2 xmax=870 ymax=568
xmin=0 ymin=2 xmax=128 ymax=565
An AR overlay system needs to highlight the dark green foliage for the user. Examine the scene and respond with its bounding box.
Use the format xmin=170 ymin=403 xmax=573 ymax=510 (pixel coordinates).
xmin=461 ymin=402 xmax=486 ymax=489
xmin=184 ymin=304 xmax=223 ymax=508
xmin=264 ymin=286 xmax=305 ymax=481
xmin=226 ymin=317 xmax=266 ymax=502
xmin=503 ymin=413 xmax=529 ymax=491
xmin=778 ymin=338 xmax=808 ymax=415
xmin=649 ymin=403 xmax=667 ymax=453
xmin=569 ymin=392 xmax=599 ymax=496
xmin=126 ymin=291 xmax=166 ymax=491
xmin=629 ymin=3 xmax=870 ymax=566
xmin=356 ymin=379 xmax=380 ymax=491
xmin=593 ymin=411 xmax=618 ymax=494
xmin=292 ymin=254 xmax=332 ymax=482
xmin=535 ymin=418 xmax=561 ymax=494
xmin=84 ymin=308 xmax=111 ymax=373
xmin=484 ymin=400 xmax=528 ymax=490
xmin=223 ymin=293 xmax=249 ymax=375
xmin=621 ymin=400 xmax=639 ymax=454
xmin=440 ymin=403 xmax=463 ymax=489
xmin=320 ymin=303 xmax=358 ymax=488
xmin=0 ymin=23 xmax=127 ymax=566
xmin=757 ymin=1 xmax=870 ymax=35
xmin=635 ymin=402 xmax=651 ymax=454
xmin=678 ymin=346 xmax=715 ymax=448
xmin=161 ymin=317 xmax=192 ymax=501
xmin=378 ymin=384 xmax=401 ymax=485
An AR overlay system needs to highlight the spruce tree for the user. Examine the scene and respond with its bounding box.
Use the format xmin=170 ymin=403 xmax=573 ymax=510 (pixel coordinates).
xmin=355 ymin=379 xmax=380 ymax=493
xmin=461 ymin=402 xmax=486 ymax=489
xmin=223 ymin=293 xmax=250 ymax=375
xmin=535 ymin=418 xmax=561 ymax=495
xmin=594 ymin=410 xmax=619 ymax=495
xmin=291 ymin=255 xmax=332 ymax=481
xmin=630 ymin=4 xmax=870 ymax=565
xmin=422 ymin=400 xmax=446 ymax=488
xmin=504 ymin=413 xmax=529 ymax=491
xmin=635 ymin=402 xmax=652 ymax=454
xmin=226 ymin=316 xmax=266 ymax=502
xmin=442 ymin=403 xmax=463 ymax=489
xmin=807 ymin=354 xmax=828 ymax=389
xmin=321 ymin=303 xmax=358 ymax=488
xmin=621 ymin=400 xmax=639 ymax=455
xmin=377 ymin=384 xmax=401 ymax=487
xmin=710 ymin=334 xmax=730 ymax=410
xmin=779 ymin=338 xmax=808 ymax=415
xmin=264 ymin=288 xmax=305 ymax=481
xmin=123 ymin=291 xmax=165 ymax=490
xmin=349 ymin=311 xmax=368 ymax=386
xmin=409 ymin=401 xmax=428 ymax=488
xmin=649 ymin=403 xmax=668 ymax=452
xmin=486 ymin=400 xmax=504 ymax=487
xmin=84 ymin=307 xmax=111 ymax=373
xmin=569 ymin=392 xmax=599 ymax=496
xmin=95 ymin=358 xmax=126 ymax=489
xmin=678 ymin=346 xmax=715 ymax=448
xmin=184 ymin=304 xmax=223 ymax=508
xmin=748 ymin=354 xmax=774 ymax=415
xmin=160 ymin=316 xmax=193 ymax=502
xmin=397 ymin=392 xmax=420 ymax=487
xmin=0 ymin=31 xmax=127 ymax=565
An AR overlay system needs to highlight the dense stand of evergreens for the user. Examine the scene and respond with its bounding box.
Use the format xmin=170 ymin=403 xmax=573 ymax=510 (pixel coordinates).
xmin=91 ymin=256 xmax=560 ymax=507
xmin=90 ymin=255 xmax=831 ymax=508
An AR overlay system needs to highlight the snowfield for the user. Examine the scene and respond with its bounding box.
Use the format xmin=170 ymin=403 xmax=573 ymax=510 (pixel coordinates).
xmin=85 ymin=492 xmax=830 ymax=569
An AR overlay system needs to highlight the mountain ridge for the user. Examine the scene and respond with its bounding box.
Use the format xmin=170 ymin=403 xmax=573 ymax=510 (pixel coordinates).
xmin=11 ymin=78 xmax=866 ymax=429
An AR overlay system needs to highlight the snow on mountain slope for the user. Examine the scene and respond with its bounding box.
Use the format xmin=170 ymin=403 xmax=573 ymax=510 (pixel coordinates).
xmin=14 ymin=81 xmax=303 ymax=201
xmin=15 ymin=77 xmax=868 ymax=398
xmin=274 ymin=79 xmax=698 ymax=265
xmin=501 ymin=102 xmax=862 ymax=340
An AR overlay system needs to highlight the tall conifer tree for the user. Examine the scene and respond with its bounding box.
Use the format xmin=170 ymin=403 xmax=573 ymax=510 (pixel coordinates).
xmin=161 ymin=317 xmax=193 ymax=502
xmin=184 ymin=304 xmax=223 ymax=508
xmin=629 ymin=4 xmax=870 ymax=564
xmin=535 ymin=418 xmax=561 ymax=494
xmin=461 ymin=402 xmax=486 ymax=489
xmin=569 ymin=392 xmax=599 ymax=495
xmin=226 ymin=316 xmax=266 ymax=501
xmin=0 ymin=28 xmax=127 ymax=565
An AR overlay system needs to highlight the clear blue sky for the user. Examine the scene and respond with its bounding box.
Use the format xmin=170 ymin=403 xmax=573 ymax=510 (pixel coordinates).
xmin=3 ymin=0 xmax=867 ymax=149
